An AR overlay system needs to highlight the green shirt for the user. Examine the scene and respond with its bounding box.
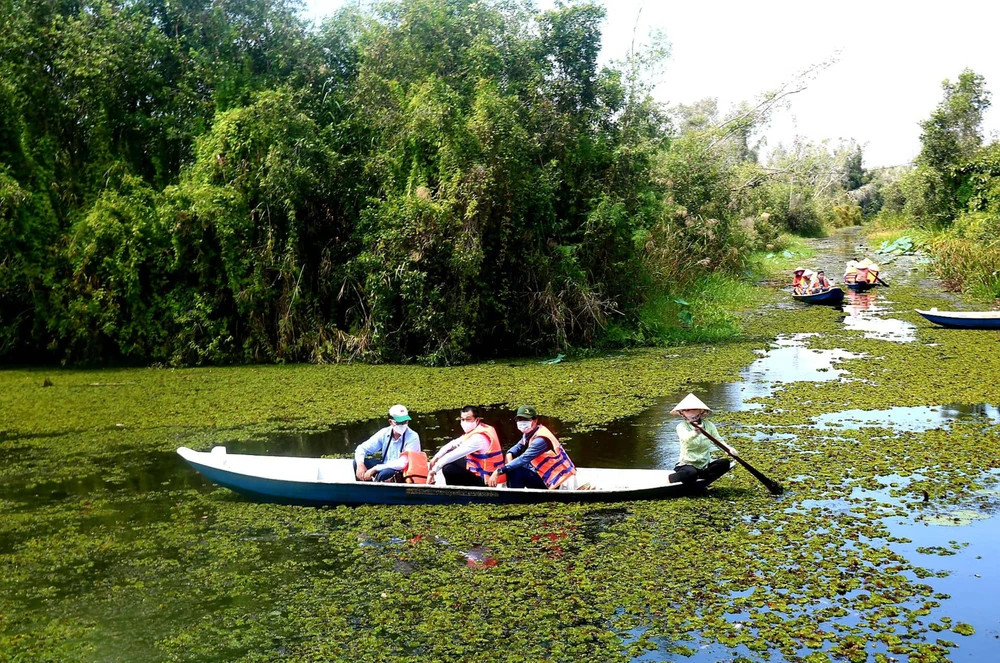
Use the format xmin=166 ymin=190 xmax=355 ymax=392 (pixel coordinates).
xmin=675 ymin=420 xmax=723 ymax=470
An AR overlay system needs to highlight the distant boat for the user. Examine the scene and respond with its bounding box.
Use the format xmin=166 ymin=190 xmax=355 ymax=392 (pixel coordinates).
xmin=846 ymin=281 xmax=878 ymax=292
xmin=915 ymin=308 xmax=1000 ymax=330
xmin=793 ymin=287 xmax=845 ymax=305
xmin=176 ymin=447 xmax=731 ymax=506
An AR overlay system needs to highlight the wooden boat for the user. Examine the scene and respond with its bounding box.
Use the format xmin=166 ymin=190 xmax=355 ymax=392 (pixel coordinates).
xmin=176 ymin=446 xmax=731 ymax=506
xmin=846 ymin=281 xmax=877 ymax=292
xmin=915 ymin=308 xmax=1000 ymax=330
xmin=793 ymin=287 xmax=844 ymax=305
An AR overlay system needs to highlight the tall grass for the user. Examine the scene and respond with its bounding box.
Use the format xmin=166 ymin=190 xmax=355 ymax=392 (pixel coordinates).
xmin=601 ymin=271 xmax=764 ymax=348
xmin=927 ymin=212 xmax=1000 ymax=301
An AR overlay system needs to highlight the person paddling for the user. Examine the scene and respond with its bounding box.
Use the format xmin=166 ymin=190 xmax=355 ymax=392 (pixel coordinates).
xmin=668 ymin=394 xmax=733 ymax=485
xmin=427 ymin=406 xmax=504 ymax=486
xmin=353 ymin=404 xmax=423 ymax=483
xmin=486 ymin=406 xmax=577 ymax=490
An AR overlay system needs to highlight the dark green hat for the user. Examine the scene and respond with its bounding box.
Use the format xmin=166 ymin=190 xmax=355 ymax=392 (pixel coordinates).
xmin=516 ymin=405 xmax=538 ymax=419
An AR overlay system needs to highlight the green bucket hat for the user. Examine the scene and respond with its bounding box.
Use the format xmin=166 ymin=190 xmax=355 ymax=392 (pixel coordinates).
xmin=515 ymin=405 xmax=538 ymax=419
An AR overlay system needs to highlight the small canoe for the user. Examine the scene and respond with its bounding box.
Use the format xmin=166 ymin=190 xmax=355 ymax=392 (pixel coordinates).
xmin=915 ymin=309 xmax=1000 ymax=330
xmin=846 ymin=281 xmax=878 ymax=292
xmin=793 ymin=287 xmax=844 ymax=305
xmin=177 ymin=446 xmax=731 ymax=506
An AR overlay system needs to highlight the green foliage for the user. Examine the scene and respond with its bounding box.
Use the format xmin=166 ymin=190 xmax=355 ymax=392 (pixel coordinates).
xmin=0 ymin=0 xmax=844 ymax=365
xmin=831 ymin=203 xmax=863 ymax=228
xmin=901 ymin=69 xmax=993 ymax=227
xmin=917 ymin=69 xmax=991 ymax=173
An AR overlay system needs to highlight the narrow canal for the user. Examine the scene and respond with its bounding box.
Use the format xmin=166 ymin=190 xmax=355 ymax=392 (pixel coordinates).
xmin=2 ymin=227 xmax=998 ymax=662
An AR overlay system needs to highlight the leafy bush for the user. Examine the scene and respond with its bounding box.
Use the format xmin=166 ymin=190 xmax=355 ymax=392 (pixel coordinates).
xmin=0 ymin=0 xmax=838 ymax=365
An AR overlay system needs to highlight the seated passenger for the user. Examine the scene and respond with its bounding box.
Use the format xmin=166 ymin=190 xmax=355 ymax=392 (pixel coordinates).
xmin=486 ymin=406 xmax=577 ymax=490
xmin=353 ymin=404 xmax=422 ymax=483
xmin=427 ymin=406 xmax=503 ymax=487
xmin=812 ymin=269 xmax=832 ymax=291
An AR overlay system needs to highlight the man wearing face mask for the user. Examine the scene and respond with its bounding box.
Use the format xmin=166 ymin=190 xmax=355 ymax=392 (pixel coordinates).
xmin=426 ymin=406 xmax=503 ymax=486
xmin=353 ymin=404 xmax=422 ymax=482
xmin=486 ymin=405 xmax=577 ymax=490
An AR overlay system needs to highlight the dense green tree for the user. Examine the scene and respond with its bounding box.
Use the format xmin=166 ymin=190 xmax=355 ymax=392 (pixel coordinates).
xmin=0 ymin=0 xmax=828 ymax=365
xmin=903 ymin=69 xmax=993 ymax=226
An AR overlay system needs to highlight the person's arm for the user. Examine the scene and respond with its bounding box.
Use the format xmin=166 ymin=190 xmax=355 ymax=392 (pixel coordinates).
xmin=676 ymin=422 xmax=698 ymax=444
xmin=430 ymin=438 xmax=461 ymax=465
xmin=489 ymin=438 xmax=527 ymax=486
xmin=704 ymin=421 xmax=735 ymax=454
xmin=502 ymin=436 xmax=549 ymax=472
xmin=435 ymin=433 xmax=488 ymax=469
xmin=355 ymin=430 xmax=385 ymax=466
xmin=506 ymin=438 xmax=526 ymax=460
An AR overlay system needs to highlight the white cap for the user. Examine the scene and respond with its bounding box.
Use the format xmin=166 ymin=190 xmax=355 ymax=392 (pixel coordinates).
xmin=388 ymin=404 xmax=411 ymax=422
xmin=670 ymin=393 xmax=712 ymax=415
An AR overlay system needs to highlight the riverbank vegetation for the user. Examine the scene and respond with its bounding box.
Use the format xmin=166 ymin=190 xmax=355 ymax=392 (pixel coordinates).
xmin=870 ymin=69 xmax=1000 ymax=303
xmin=1 ymin=0 xmax=879 ymax=366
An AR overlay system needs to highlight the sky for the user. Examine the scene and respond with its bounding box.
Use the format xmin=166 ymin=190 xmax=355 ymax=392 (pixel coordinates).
xmin=300 ymin=0 xmax=1000 ymax=168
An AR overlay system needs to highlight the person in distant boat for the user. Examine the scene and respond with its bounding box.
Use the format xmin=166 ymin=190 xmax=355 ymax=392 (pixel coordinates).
xmin=811 ymin=269 xmax=832 ymax=291
xmin=486 ymin=405 xmax=577 ymax=490
xmin=857 ymin=258 xmax=880 ymax=283
xmin=792 ymin=267 xmax=810 ymax=294
xmin=669 ymin=394 xmax=733 ymax=486
xmin=844 ymin=260 xmax=859 ymax=284
xmin=353 ymin=404 xmax=423 ymax=483
xmin=426 ymin=406 xmax=504 ymax=486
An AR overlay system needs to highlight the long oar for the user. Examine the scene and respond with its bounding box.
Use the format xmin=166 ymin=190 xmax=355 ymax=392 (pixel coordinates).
xmin=875 ymin=275 xmax=890 ymax=288
xmin=689 ymin=421 xmax=784 ymax=496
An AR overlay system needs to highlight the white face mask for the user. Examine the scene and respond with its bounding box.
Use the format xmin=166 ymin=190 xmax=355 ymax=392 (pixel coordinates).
xmin=391 ymin=422 xmax=408 ymax=435
xmin=460 ymin=419 xmax=477 ymax=433
xmin=516 ymin=420 xmax=533 ymax=433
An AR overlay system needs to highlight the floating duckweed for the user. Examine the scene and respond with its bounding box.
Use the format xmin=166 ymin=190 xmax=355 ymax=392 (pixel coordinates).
xmin=952 ymin=622 xmax=975 ymax=636
xmin=2 ymin=234 xmax=999 ymax=661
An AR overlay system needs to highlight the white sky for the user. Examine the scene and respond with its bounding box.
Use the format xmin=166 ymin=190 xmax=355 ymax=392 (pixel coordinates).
xmin=301 ymin=0 xmax=1000 ymax=167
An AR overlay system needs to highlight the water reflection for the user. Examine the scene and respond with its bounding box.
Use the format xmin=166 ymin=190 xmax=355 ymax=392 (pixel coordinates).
xmin=840 ymin=290 xmax=916 ymax=343
xmin=236 ymin=334 xmax=861 ymax=471
xmin=814 ymin=403 xmax=1000 ymax=432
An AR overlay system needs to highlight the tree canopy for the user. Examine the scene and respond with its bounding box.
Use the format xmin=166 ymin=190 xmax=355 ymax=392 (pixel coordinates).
xmin=0 ymin=0 xmax=868 ymax=365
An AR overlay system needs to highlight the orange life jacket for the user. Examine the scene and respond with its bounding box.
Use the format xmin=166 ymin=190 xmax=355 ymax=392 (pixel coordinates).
xmin=526 ymin=425 xmax=576 ymax=489
xmin=463 ymin=423 xmax=504 ymax=479
xmin=402 ymin=451 xmax=429 ymax=484
xmin=814 ymin=275 xmax=831 ymax=290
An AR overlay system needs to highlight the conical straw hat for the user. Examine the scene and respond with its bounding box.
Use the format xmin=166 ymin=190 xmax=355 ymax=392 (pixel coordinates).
xmin=670 ymin=393 xmax=712 ymax=415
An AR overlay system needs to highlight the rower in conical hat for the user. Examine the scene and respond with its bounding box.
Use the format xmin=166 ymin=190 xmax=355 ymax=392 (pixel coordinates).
xmin=670 ymin=393 xmax=712 ymax=416
xmin=668 ymin=394 xmax=734 ymax=486
xmin=791 ymin=267 xmax=811 ymax=294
